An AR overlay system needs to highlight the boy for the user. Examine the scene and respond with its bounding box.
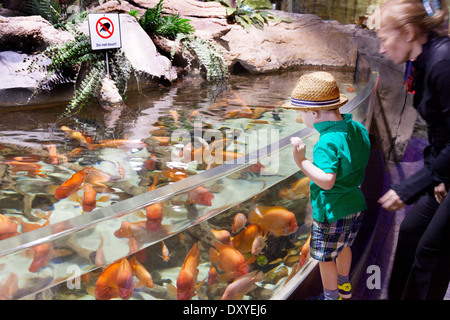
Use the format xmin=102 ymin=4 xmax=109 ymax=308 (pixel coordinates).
xmin=285 ymin=71 xmax=371 ymax=300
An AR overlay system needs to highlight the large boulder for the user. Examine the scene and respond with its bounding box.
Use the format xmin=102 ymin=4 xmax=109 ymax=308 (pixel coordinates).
xmin=0 ymin=15 xmax=74 ymax=52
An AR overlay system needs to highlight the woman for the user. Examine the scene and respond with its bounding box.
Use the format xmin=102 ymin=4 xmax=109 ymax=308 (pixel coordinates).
xmin=376 ymin=0 xmax=450 ymax=299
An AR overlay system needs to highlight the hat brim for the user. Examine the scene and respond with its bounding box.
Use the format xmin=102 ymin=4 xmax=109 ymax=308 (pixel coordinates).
xmin=281 ymin=94 xmax=348 ymax=111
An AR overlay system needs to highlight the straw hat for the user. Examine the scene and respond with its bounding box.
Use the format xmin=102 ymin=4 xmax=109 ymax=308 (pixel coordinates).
xmin=282 ymin=71 xmax=348 ymax=111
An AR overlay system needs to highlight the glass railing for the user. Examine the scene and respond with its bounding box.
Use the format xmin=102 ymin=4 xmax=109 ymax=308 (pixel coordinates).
xmin=0 ymin=56 xmax=379 ymax=300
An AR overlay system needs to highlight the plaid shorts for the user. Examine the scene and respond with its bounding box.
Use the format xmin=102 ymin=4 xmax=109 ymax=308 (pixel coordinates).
xmin=310 ymin=212 xmax=363 ymax=262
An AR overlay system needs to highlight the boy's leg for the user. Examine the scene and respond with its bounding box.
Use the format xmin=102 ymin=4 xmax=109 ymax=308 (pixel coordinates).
xmin=336 ymin=246 xmax=352 ymax=276
xmin=336 ymin=246 xmax=353 ymax=298
xmin=319 ymin=260 xmax=340 ymax=300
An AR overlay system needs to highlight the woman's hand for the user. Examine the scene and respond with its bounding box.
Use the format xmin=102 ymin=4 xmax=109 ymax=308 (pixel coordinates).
xmin=378 ymin=189 xmax=406 ymax=211
xmin=434 ymin=182 xmax=448 ymax=204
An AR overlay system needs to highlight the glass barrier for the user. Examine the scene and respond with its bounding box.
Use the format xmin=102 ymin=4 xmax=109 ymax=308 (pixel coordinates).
xmin=0 ymin=58 xmax=379 ymax=300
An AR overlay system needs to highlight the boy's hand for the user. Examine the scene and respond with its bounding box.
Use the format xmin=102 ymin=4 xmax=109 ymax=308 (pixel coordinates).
xmin=291 ymin=137 xmax=306 ymax=160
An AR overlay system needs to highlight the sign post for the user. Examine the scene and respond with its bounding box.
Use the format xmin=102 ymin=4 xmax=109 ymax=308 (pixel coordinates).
xmin=87 ymin=13 xmax=122 ymax=77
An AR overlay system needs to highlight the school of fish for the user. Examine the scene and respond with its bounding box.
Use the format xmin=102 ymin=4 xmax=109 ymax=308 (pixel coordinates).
xmin=0 ymin=95 xmax=313 ymax=300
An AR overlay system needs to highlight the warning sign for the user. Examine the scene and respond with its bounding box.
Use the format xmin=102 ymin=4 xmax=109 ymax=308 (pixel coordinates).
xmin=88 ymin=13 xmax=122 ymax=50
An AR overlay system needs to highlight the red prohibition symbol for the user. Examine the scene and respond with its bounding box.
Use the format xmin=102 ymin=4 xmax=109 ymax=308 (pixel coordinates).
xmin=96 ymin=17 xmax=114 ymax=39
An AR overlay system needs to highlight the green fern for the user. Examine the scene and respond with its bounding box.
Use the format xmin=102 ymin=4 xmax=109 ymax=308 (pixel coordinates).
xmin=136 ymin=0 xmax=195 ymax=40
xmin=173 ymin=34 xmax=228 ymax=81
xmin=25 ymin=0 xmax=63 ymax=25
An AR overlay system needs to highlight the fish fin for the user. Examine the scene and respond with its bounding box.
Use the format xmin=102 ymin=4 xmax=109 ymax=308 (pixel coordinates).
xmin=209 ymin=247 xmax=220 ymax=264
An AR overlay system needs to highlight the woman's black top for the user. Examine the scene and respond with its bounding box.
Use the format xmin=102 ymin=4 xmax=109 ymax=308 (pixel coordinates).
xmin=393 ymin=33 xmax=450 ymax=204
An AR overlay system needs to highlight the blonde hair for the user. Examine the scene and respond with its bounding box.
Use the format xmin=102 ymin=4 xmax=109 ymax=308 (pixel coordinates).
xmin=380 ymin=0 xmax=449 ymax=36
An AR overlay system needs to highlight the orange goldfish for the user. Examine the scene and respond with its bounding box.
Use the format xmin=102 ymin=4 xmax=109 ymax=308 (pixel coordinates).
xmin=221 ymin=270 xmax=264 ymax=300
xmin=11 ymin=155 xmax=40 ymax=162
xmin=169 ymin=109 xmax=180 ymax=127
xmin=82 ymin=183 xmax=97 ymax=212
xmin=207 ymin=265 xmax=218 ymax=286
xmin=67 ymin=147 xmax=84 ymax=158
xmin=251 ymin=234 xmax=267 ymax=256
xmin=187 ymin=186 xmax=214 ymax=206
xmin=211 ymin=149 xmax=244 ymax=165
xmin=232 ymin=213 xmax=247 ymax=233
xmin=232 ymin=224 xmax=264 ymax=254
xmin=5 ymin=161 xmax=46 ymax=178
xmin=143 ymin=153 xmax=157 ymax=171
xmin=177 ymin=242 xmax=200 ymax=300
xmin=95 ymin=258 xmax=135 ymax=300
xmin=0 ymin=272 xmax=19 ymax=300
xmin=95 ymin=260 xmax=121 ymax=300
xmin=61 ymin=126 xmax=93 ymax=147
xmin=114 ymin=220 xmax=147 ymax=239
xmin=129 ymin=256 xmax=153 ymax=288
xmin=152 ymin=136 xmax=171 ymax=146
xmin=211 ymin=229 xmax=231 ymax=245
xmin=14 ymin=216 xmax=49 ymax=233
xmin=54 ymin=166 xmax=92 ymax=200
xmin=160 ymin=241 xmax=171 ymax=262
xmin=162 ymin=168 xmax=188 ymax=181
xmin=298 ymin=234 xmax=311 ymax=268
xmin=0 ymin=214 xmax=18 ymax=240
xmin=248 ymin=206 xmax=298 ymax=237
xmin=209 ymin=241 xmax=248 ymax=280
xmin=45 ymin=144 xmax=59 ymax=164
xmin=97 ymin=139 xmax=146 ymax=150
xmin=115 ymin=258 xmax=134 ymax=299
xmin=145 ymin=178 xmax=163 ymax=231
xmin=85 ymin=167 xmax=112 ymax=193
xmin=28 ymin=242 xmax=53 ymax=273
xmin=278 ymin=177 xmax=311 ymax=200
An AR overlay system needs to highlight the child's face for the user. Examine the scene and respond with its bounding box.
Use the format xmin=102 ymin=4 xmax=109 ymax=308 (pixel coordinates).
xmin=298 ymin=110 xmax=317 ymax=128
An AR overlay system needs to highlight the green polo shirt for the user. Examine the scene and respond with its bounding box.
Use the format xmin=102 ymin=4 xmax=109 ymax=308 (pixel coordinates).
xmin=310 ymin=113 xmax=370 ymax=223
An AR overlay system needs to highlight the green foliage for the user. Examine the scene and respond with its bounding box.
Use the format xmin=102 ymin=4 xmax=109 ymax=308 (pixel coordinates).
xmin=25 ymin=0 xmax=63 ymax=25
xmin=215 ymin=0 xmax=291 ymax=32
xmin=134 ymin=0 xmax=195 ymax=40
xmin=25 ymin=29 xmax=133 ymax=116
xmin=173 ymin=34 xmax=229 ymax=81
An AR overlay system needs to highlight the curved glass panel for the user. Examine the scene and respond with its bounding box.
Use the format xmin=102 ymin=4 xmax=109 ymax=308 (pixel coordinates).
xmin=0 ymin=60 xmax=378 ymax=300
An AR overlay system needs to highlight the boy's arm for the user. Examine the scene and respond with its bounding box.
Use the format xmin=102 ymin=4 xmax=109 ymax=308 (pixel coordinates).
xmin=291 ymin=137 xmax=336 ymax=190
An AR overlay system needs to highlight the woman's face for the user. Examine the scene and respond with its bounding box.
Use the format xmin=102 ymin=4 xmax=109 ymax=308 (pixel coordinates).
xmin=377 ymin=13 xmax=413 ymax=64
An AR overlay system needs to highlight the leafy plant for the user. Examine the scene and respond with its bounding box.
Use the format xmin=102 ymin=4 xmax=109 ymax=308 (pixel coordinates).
xmin=172 ymin=34 xmax=229 ymax=81
xmin=215 ymin=0 xmax=291 ymax=32
xmin=135 ymin=0 xmax=195 ymax=40
xmin=26 ymin=30 xmax=133 ymax=116
xmin=25 ymin=0 xmax=63 ymax=25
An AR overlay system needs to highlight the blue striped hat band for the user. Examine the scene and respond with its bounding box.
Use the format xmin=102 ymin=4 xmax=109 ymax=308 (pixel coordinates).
xmin=290 ymin=96 xmax=340 ymax=108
